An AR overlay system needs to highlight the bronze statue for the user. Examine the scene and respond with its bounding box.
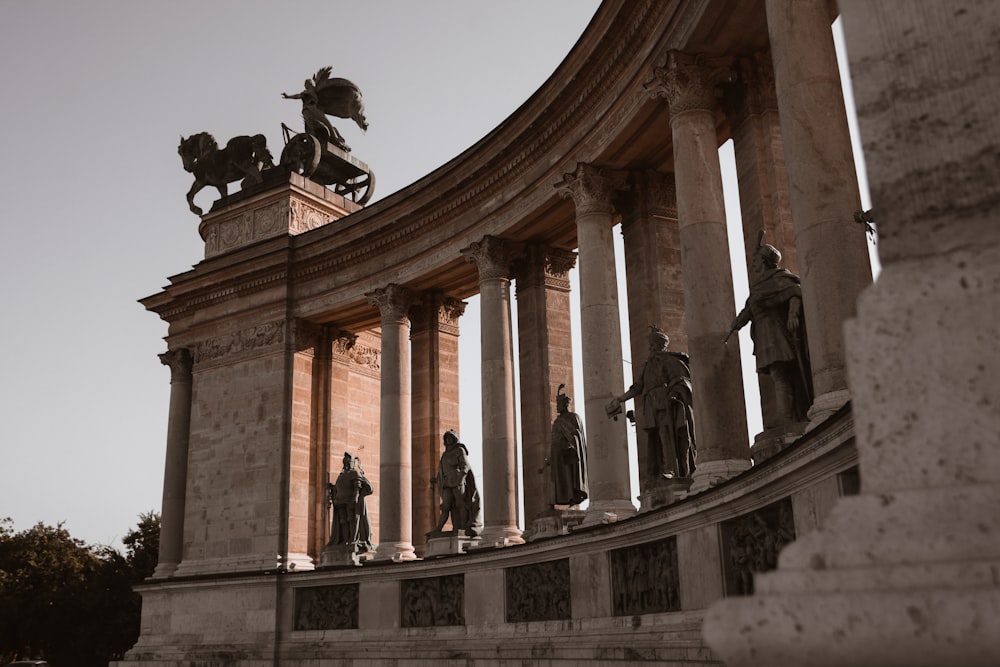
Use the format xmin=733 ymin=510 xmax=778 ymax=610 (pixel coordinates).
xmin=327 ymin=452 xmax=373 ymax=552
xmin=549 ymin=385 xmax=589 ymax=507
xmin=433 ymin=430 xmax=482 ymax=536
xmin=282 ymin=67 xmax=368 ymax=152
xmin=727 ymin=233 xmax=813 ymax=424
xmin=607 ymin=326 xmax=696 ymax=480
xmin=177 ymin=132 xmax=274 ymax=215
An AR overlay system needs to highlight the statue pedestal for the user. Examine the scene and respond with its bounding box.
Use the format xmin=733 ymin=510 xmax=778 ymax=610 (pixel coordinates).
xmin=319 ymin=543 xmax=365 ymax=567
xmin=527 ymin=508 xmax=587 ymax=541
xmin=424 ymin=531 xmax=480 ymax=557
xmin=751 ymin=423 xmax=808 ymax=463
xmin=638 ymin=476 xmax=693 ymax=512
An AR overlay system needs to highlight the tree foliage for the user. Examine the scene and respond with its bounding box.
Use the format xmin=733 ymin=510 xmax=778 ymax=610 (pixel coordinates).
xmin=0 ymin=513 xmax=160 ymax=666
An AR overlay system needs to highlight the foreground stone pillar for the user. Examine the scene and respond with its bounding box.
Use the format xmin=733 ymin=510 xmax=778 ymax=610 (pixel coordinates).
xmin=462 ymin=237 xmax=524 ymax=546
xmin=409 ymin=293 xmax=465 ymax=555
xmin=514 ymin=244 xmax=577 ymax=522
xmin=618 ymin=171 xmax=687 ymax=494
xmin=705 ymin=2 xmax=1000 ymax=664
xmin=152 ymin=348 xmax=192 ymax=579
xmin=366 ymin=284 xmax=419 ymax=561
xmin=766 ymin=0 xmax=873 ymax=424
xmin=556 ymin=164 xmax=637 ymax=522
xmin=648 ymin=53 xmax=750 ymax=491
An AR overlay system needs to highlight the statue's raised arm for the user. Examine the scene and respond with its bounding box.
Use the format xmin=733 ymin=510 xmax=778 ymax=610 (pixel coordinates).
xmin=282 ymin=66 xmax=368 ymax=152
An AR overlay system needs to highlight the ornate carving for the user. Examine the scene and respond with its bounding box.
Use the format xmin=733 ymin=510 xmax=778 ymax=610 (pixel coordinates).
xmin=410 ymin=293 xmax=467 ymax=336
xmin=401 ymin=574 xmax=465 ymax=627
xmin=610 ymin=537 xmax=681 ymax=616
xmin=331 ymin=330 xmax=359 ymax=358
xmin=159 ymin=348 xmax=192 ymax=383
xmin=289 ymin=198 xmax=333 ymax=234
xmin=461 ymin=235 xmax=522 ymax=282
xmin=505 ymin=559 xmax=571 ymax=623
xmin=193 ymin=321 xmax=284 ymax=364
xmin=646 ymin=51 xmax=736 ymax=117
xmin=721 ymin=497 xmax=796 ymax=596
xmin=555 ymin=162 xmax=618 ymax=216
xmin=366 ymin=284 xmax=419 ymax=324
xmin=346 ymin=342 xmax=381 ymax=372
xmin=514 ymin=244 xmax=577 ymax=291
xmin=293 ymin=584 xmax=359 ymax=630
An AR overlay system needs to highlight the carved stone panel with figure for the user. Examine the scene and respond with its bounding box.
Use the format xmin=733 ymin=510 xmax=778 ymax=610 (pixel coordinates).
xmin=720 ymin=497 xmax=796 ymax=596
xmin=293 ymin=584 xmax=359 ymax=630
xmin=610 ymin=537 xmax=681 ymax=615
xmin=505 ymin=559 xmax=571 ymax=622
xmin=401 ymin=574 xmax=465 ymax=627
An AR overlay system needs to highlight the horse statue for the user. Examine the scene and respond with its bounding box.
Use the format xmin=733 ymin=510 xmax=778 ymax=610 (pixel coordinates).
xmin=178 ymin=132 xmax=274 ymax=215
xmin=282 ymin=66 xmax=368 ymax=152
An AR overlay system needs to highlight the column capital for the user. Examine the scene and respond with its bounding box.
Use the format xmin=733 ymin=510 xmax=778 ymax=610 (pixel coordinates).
xmin=159 ymin=348 xmax=192 ymax=382
xmin=555 ymin=162 xmax=622 ymax=216
xmin=646 ymin=51 xmax=736 ymax=117
xmin=290 ymin=318 xmax=323 ymax=352
xmin=461 ymin=235 xmax=522 ymax=282
xmin=366 ymin=284 xmax=420 ymax=325
xmin=514 ymin=244 xmax=578 ymax=291
xmin=410 ymin=292 xmax=467 ymax=336
xmin=618 ymin=171 xmax=678 ymax=230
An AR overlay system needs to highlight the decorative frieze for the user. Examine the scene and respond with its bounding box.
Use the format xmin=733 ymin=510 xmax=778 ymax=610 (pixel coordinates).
xmin=505 ymin=559 xmax=571 ymax=622
xmin=293 ymin=584 xmax=359 ymax=631
xmin=289 ymin=198 xmax=333 ymax=234
xmin=193 ymin=321 xmax=284 ymax=364
xmin=610 ymin=536 xmax=681 ymax=615
xmin=720 ymin=497 xmax=796 ymax=596
xmin=401 ymin=574 xmax=465 ymax=627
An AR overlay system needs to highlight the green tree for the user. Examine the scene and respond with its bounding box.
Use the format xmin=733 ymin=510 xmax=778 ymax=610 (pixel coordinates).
xmin=0 ymin=513 xmax=160 ymax=666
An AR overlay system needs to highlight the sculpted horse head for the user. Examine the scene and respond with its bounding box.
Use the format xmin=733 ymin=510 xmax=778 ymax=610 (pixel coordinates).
xmin=178 ymin=132 xmax=273 ymax=215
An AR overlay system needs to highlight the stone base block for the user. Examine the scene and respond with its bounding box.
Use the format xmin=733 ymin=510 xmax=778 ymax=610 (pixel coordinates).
xmin=752 ymin=423 xmax=808 ymax=463
xmin=638 ymin=476 xmax=693 ymax=512
xmin=527 ymin=508 xmax=587 ymax=540
xmin=690 ymin=458 xmax=752 ymax=494
xmin=424 ymin=531 xmax=481 ymax=556
xmin=806 ymin=389 xmax=851 ymax=431
xmin=319 ymin=543 xmax=364 ymax=567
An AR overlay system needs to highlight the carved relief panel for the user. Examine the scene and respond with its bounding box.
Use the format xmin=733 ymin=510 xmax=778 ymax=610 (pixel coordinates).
xmin=505 ymin=559 xmax=571 ymax=623
xmin=401 ymin=574 xmax=465 ymax=627
xmin=610 ymin=536 xmax=681 ymax=616
xmin=293 ymin=584 xmax=359 ymax=630
xmin=720 ymin=497 xmax=796 ymax=596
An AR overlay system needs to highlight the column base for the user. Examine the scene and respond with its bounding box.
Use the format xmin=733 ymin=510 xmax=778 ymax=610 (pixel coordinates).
xmin=479 ymin=525 xmax=525 ymax=548
xmin=281 ymin=551 xmax=316 ymax=572
xmin=690 ymin=458 xmax=752 ymax=494
xmin=527 ymin=508 xmax=587 ymax=540
xmin=806 ymin=389 xmax=851 ymax=431
xmin=638 ymin=476 xmax=693 ymax=512
xmin=372 ymin=541 xmax=417 ymax=562
xmin=582 ymin=498 xmax=638 ymax=527
xmin=150 ymin=561 xmax=179 ymax=579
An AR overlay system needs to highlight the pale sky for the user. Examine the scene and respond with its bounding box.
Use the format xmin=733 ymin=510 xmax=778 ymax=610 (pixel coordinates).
xmin=0 ymin=2 xmax=871 ymax=549
xmin=0 ymin=0 xmax=603 ymax=547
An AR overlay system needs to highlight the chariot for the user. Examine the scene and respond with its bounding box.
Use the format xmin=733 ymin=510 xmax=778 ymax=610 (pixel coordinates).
xmin=279 ymin=124 xmax=375 ymax=205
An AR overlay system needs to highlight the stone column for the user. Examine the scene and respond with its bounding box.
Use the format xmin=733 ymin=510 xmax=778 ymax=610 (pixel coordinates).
xmin=152 ymin=348 xmax=192 ymax=579
xmin=284 ymin=319 xmax=322 ymax=572
xmin=617 ymin=170 xmax=687 ymax=492
xmin=647 ymin=52 xmax=750 ymax=491
xmin=556 ymin=163 xmax=637 ymax=522
xmin=726 ymin=51 xmax=800 ymax=456
xmin=462 ymin=236 xmax=524 ymax=546
xmin=366 ymin=284 xmax=419 ymax=561
xmin=706 ymin=2 xmax=1000 ymax=664
xmin=409 ymin=293 xmax=465 ymax=555
xmin=765 ymin=0 xmax=873 ymax=424
xmin=513 ymin=244 xmax=577 ymax=522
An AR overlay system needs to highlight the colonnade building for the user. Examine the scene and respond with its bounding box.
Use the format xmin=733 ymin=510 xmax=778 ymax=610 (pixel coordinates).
xmin=122 ymin=1 xmax=1000 ymax=665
